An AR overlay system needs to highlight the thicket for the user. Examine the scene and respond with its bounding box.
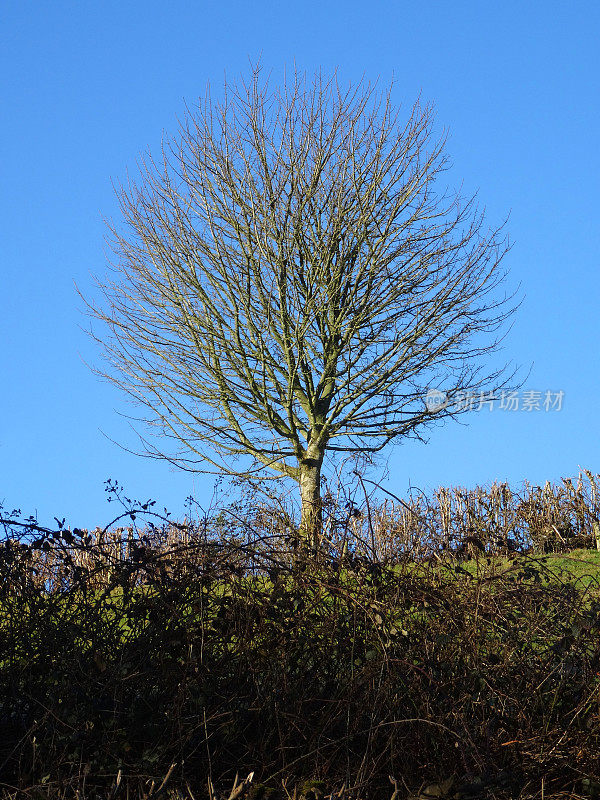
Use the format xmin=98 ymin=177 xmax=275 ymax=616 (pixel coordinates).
xmin=1 ymin=472 xmax=600 ymax=800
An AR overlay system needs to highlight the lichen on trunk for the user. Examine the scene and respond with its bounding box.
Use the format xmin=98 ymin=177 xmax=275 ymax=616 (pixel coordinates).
xmin=299 ymin=454 xmax=323 ymax=553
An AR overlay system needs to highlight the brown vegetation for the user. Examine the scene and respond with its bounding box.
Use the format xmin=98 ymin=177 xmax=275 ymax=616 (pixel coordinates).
xmin=1 ymin=472 xmax=599 ymax=800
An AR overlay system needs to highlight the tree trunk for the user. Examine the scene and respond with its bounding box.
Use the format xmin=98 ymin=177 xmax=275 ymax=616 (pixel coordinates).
xmin=299 ymin=454 xmax=323 ymax=554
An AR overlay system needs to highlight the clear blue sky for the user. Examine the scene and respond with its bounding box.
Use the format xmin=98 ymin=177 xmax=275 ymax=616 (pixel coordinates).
xmin=1 ymin=0 xmax=598 ymax=530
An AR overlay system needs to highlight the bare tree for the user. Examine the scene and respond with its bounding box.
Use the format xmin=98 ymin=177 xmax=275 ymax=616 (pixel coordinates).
xmin=83 ymin=66 xmax=517 ymax=549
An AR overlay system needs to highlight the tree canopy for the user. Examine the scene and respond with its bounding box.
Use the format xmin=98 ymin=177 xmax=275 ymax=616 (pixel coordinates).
xmin=84 ymin=66 xmax=517 ymax=545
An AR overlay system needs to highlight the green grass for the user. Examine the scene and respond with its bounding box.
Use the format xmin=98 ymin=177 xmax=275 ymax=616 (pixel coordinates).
xmin=451 ymin=547 xmax=600 ymax=590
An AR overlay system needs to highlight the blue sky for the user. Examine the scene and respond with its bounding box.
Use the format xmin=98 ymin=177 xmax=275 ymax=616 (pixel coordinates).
xmin=1 ymin=0 xmax=599 ymax=529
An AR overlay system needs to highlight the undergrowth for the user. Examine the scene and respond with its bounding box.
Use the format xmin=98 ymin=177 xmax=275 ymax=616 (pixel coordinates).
xmin=0 ymin=475 xmax=599 ymax=800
